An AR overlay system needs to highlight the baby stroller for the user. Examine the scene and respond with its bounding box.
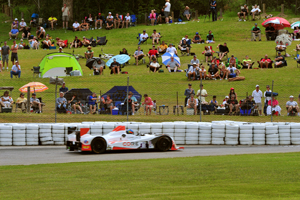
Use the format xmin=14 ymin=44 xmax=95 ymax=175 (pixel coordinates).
xmin=30 ymin=13 xmax=39 ymax=27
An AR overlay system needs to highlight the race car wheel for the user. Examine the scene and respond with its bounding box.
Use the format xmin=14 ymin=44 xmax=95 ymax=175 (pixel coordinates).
xmin=156 ymin=136 xmax=172 ymax=152
xmin=91 ymin=138 xmax=106 ymax=154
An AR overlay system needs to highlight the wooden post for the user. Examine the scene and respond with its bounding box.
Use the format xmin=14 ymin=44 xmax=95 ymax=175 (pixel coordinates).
xmin=144 ymin=13 xmax=147 ymax=24
xmin=220 ymin=8 xmax=223 ymax=17
xmin=281 ymin=4 xmax=284 ymax=14
xmin=171 ymin=11 xmax=174 ymax=22
xmin=263 ymin=3 xmax=266 ymax=13
xmin=195 ymin=10 xmax=198 ymax=20
xmin=27 ymin=87 xmax=30 ymax=113
xmin=21 ymin=12 xmax=23 ymax=19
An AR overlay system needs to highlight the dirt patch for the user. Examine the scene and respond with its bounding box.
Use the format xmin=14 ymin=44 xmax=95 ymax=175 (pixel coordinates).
xmin=290 ymin=18 xmax=300 ymax=23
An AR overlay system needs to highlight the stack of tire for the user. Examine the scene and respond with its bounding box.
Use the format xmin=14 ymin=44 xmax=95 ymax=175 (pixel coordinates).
xmin=13 ymin=124 xmax=26 ymax=146
xmin=211 ymin=123 xmax=225 ymax=145
xmin=150 ymin=123 xmax=163 ymax=135
xmin=266 ymin=125 xmax=279 ymax=145
xmin=185 ymin=123 xmax=199 ymax=145
xmin=239 ymin=124 xmax=253 ymax=145
xmin=174 ymin=122 xmax=186 ymax=145
xmin=290 ymin=123 xmax=300 ymax=145
xmin=225 ymin=123 xmax=239 ymax=145
xmin=253 ymin=123 xmax=265 ymax=145
xmin=278 ymin=124 xmax=291 ymax=145
xmin=90 ymin=123 xmax=103 ymax=135
xmin=102 ymin=123 xmax=115 ymax=135
xmin=52 ymin=124 xmax=65 ymax=145
xmin=162 ymin=122 xmax=174 ymax=138
xmin=39 ymin=124 xmax=53 ymax=145
xmin=0 ymin=125 xmax=12 ymax=146
xmin=26 ymin=124 xmax=39 ymax=145
xmin=198 ymin=123 xmax=211 ymax=145
xmin=139 ymin=123 xmax=151 ymax=134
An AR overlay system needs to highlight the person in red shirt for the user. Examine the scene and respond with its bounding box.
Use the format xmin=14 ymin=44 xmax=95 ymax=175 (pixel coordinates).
xmin=259 ymin=54 xmax=272 ymax=68
xmin=147 ymin=45 xmax=158 ymax=63
xmin=142 ymin=94 xmax=153 ymax=115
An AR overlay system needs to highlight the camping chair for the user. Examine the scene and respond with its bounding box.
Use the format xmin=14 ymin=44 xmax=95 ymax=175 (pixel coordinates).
xmin=146 ymin=64 xmax=162 ymax=72
xmin=251 ymin=5 xmax=261 ymax=20
xmin=275 ymin=48 xmax=286 ymax=57
xmin=147 ymin=48 xmax=160 ymax=63
xmin=0 ymin=99 xmax=13 ymax=113
xmin=31 ymin=97 xmax=44 ymax=113
xmin=178 ymin=40 xmax=192 ymax=56
xmin=15 ymin=102 xmax=27 ymax=113
xmin=215 ymin=45 xmax=229 ymax=61
xmin=96 ymin=36 xmax=108 ymax=45
xmin=203 ymin=46 xmax=214 ymax=62
xmin=239 ymin=6 xmax=249 ymax=21
xmin=137 ymin=33 xmax=148 ymax=44
xmin=257 ymin=58 xmax=273 ymax=68
xmin=225 ymin=57 xmax=241 ymax=69
xmin=31 ymin=66 xmax=41 ymax=77
xmin=241 ymin=59 xmax=254 ymax=69
xmin=132 ymin=49 xmax=145 ymax=64
xmin=185 ymin=64 xmax=200 ymax=80
xmin=286 ymin=107 xmax=297 ymax=116
xmin=130 ymin=15 xmax=137 ymax=27
xmin=150 ymin=32 xmax=162 ymax=44
xmin=38 ymin=18 xmax=44 ymax=26
xmin=65 ymin=67 xmax=73 ymax=76
xmin=148 ymin=15 xmax=158 ymax=26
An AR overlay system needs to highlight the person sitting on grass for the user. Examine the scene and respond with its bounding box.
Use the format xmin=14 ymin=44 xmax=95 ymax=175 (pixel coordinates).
xmin=36 ymin=26 xmax=46 ymax=39
xmin=210 ymin=56 xmax=220 ymax=68
xmin=19 ymin=18 xmax=27 ymax=31
xmin=178 ymin=39 xmax=190 ymax=56
xmin=199 ymin=65 xmax=207 ymax=80
xmin=29 ymin=36 xmax=39 ymax=50
xmin=134 ymin=46 xmax=145 ymax=66
xmin=192 ymin=32 xmax=204 ymax=44
xmin=72 ymin=20 xmax=80 ymax=31
xmin=238 ymin=4 xmax=248 ymax=22
xmin=79 ymin=20 xmax=89 ymax=31
xmin=266 ymin=96 xmax=281 ymax=116
xmin=56 ymin=37 xmax=66 ymax=48
xmin=104 ymin=94 xmax=114 ymax=114
xmin=207 ymin=64 xmax=219 ymax=80
xmin=242 ymin=55 xmax=254 ymax=69
xmin=258 ymin=54 xmax=272 ymax=68
xmin=48 ymin=16 xmax=57 ymax=30
xmin=286 ymin=95 xmax=300 ymax=116
xmin=149 ymin=58 xmax=160 ymax=73
xmin=151 ymin=29 xmax=161 ymax=45
xmin=142 ymin=94 xmax=153 ymax=115
xmin=85 ymin=46 xmax=94 ymax=59
xmin=11 ymin=18 xmax=19 ymax=30
xmin=228 ymin=55 xmax=237 ymax=68
xmin=216 ymin=43 xmax=229 ymax=60
xmin=227 ymin=64 xmax=240 ymax=79
xmin=218 ymin=64 xmax=228 ymax=80
xmin=68 ymin=94 xmax=84 ymax=114
xmin=42 ymin=36 xmax=52 ymax=49
xmin=81 ymin=36 xmax=90 ymax=47
xmin=206 ymin=30 xmax=215 ymax=44
xmin=110 ymin=58 xmax=121 ymax=74
xmin=22 ymin=27 xmax=31 ymax=39
xmin=9 ymin=25 xmax=19 ymax=40
xmin=69 ymin=36 xmax=82 ymax=48
xmin=158 ymin=41 xmax=168 ymax=53
xmin=93 ymin=59 xmax=105 ymax=75
xmin=190 ymin=55 xmax=200 ymax=68
xmin=147 ymin=45 xmax=158 ymax=63
xmin=274 ymin=51 xmax=286 ymax=68
xmin=166 ymin=56 xmax=180 ymax=72
xmin=187 ymin=94 xmax=197 ymax=115
xmin=227 ymin=95 xmax=239 ymax=115
xmin=187 ymin=62 xmax=198 ymax=81
xmin=202 ymin=46 xmax=213 ymax=63
xmin=88 ymin=92 xmax=100 ymax=114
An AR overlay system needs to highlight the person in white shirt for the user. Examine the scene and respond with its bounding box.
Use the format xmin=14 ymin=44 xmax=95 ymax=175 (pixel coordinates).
xmin=138 ymin=30 xmax=148 ymax=45
xmin=187 ymin=62 xmax=197 ymax=81
xmin=72 ymin=20 xmax=80 ymax=31
xmin=286 ymin=95 xmax=300 ymax=116
xmin=122 ymin=13 xmax=131 ymax=28
xmin=36 ymin=26 xmax=45 ymax=39
xmin=149 ymin=59 xmax=160 ymax=72
xmin=106 ymin=12 xmax=114 ymax=30
xmin=226 ymin=64 xmax=240 ymax=79
xmin=29 ymin=36 xmax=39 ymax=50
xmin=163 ymin=0 xmax=171 ymax=23
xmin=10 ymin=60 xmax=21 ymax=78
xmin=252 ymin=85 xmax=263 ymax=115
xmin=134 ymin=46 xmax=145 ymax=66
xmin=62 ymin=3 xmax=70 ymax=29
xmin=222 ymin=96 xmax=229 ymax=106
xmin=196 ymin=84 xmax=208 ymax=105
xmin=42 ymin=36 xmax=52 ymax=49
xmin=250 ymin=4 xmax=261 ymax=20
xmin=0 ymin=91 xmax=13 ymax=108
xmin=19 ymin=18 xmax=27 ymax=31
xmin=166 ymin=43 xmax=177 ymax=55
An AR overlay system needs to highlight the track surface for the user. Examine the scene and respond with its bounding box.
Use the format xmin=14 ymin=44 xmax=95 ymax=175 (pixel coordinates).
xmin=1 ymin=145 xmax=300 ymax=166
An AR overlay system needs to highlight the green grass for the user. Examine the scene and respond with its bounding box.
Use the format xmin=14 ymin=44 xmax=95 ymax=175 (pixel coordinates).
xmin=0 ymin=13 xmax=300 ymax=123
xmin=0 ymin=153 xmax=300 ymax=199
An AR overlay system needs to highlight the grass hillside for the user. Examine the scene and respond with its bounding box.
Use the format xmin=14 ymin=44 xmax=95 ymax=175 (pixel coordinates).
xmin=0 ymin=12 xmax=299 ymax=123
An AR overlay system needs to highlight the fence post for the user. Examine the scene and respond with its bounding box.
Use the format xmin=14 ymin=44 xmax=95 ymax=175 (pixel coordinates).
xmin=281 ymin=4 xmax=284 ymax=14
xmin=271 ymin=80 xmax=274 ymax=122
xmin=176 ymin=91 xmax=178 ymax=116
xmin=171 ymin=11 xmax=174 ymax=22
xmin=144 ymin=13 xmax=147 ymax=24
xmin=199 ymin=79 xmax=203 ymax=122
xmin=263 ymin=3 xmax=266 ymax=13
xmin=55 ymin=76 xmax=58 ymax=123
xmin=219 ymin=8 xmax=223 ymax=17
xmin=195 ymin=10 xmax=198 ymax=20
xmin=126 ymin=76 xmax=129 ymax=122
xmin=27 ymin=86 xmax=30 ymax=113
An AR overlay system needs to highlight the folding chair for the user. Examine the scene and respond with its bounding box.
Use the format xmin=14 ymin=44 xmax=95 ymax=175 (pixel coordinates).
xmin=137 ymin=33 xmax=148 ymax=44
xmin=65 ymin=67 xmax=73 ymax=76
xmin=251 ymin=6 xmax=261 ymax=20
xmin=130 ymin=15 xmax=137 ymax=27
xmin=31 ymin=66 xmax=41 ymax=77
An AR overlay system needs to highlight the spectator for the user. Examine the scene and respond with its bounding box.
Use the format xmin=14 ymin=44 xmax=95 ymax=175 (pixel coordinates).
xmin=142 ymin=94 xmax=153 ymax=115
xmin=192 ymin=32 xmax=204 ymax=44
xmin=106 ymin=12 xmax=114 ymax=30
xmin=222 ymin=96 xmax=229 ymax=106
xmin=11 ymin=18 xmax=19 ymax=30
xmin=148 ymin=45 xmax=158 ymax=63
xmin=187 ymin=63 xmax=198 ymax=81
xmin=104 ymin=94 xmax=114 ymax=114
xmin=190 ymin=55 xmax=200 ymax=67
xmin=72 ymin=20 xmax=80 ymax=31
xmin=210 ymin=56 xmax=220 ymax=68
xmin=266 ymin=24 xmax=275 ymax=40
xmin=19 ymin=18 xmax=27 ymax=31
xmin=56 ymin=92 xmax=67 ymax=113
xmin=275 ymin=41 xmax=286 ymax=51
xmin=286 ymin=95 xmax=300 ymax=116
xmin=151 ymin=29 xmax=161 ymax=45
xmin=210 ymin=0 xmax=217 ymax=21
xmin=218 ymin=64 xmax=228 ymax=80
xmin=184 ymin=83 xmax=195 ymax=106
xmin=133 ymin=46 xmax=145 ymax=66
xmin=123 ymin=91 xmax=138 ymax=115
xmin=242 ymin=55 xmax=254 ymax=69
xmin=2 ymin=41 xmax=10 ymax=71
xmin=181 ymin=35 xmax=191 ymax=44
xmin=58 ymin=47 xmax=63 ymax=53
xmin=252 ymin=85 xmax=263 ymax=116
xmin=110 ymin=58 xmax=121 ymax=74
xmin=42 ymin=36 xmax=52 ymax=49
xmin=16 ymin=93 xmax=27 ymax=112
xmin=206 ymin=30 xmax=215 ymax=44
xmin=0 ymin=47 xmax=2 ymax=71
xmin=150 ymin=10 xmax=156 ymax=26
xmin=216 ymin=43 xmax=229 ymax=60
xmin=196 ymin=84 xmax=208 ymax=105
xmin=202 ymin=46 xmax=213 ymax=63
xmin=62 ymin=3 xmax=70 ymax=29
xmin=81 ymin=36 xmax=90 ymax=46
xmin=209 ymin=95 xmax=218 ymax=112
xmin=36 ymin=26 xmax=46 ymax=39
xmin=88 ymin=92 xmax=100 ymax=114
xmin=85 ymin=46 xmax=94 ymax=59
xmin=157 ymin=9 xmax=164 ymax=23
xmin=178 ymin=40 xmax=190 ymax=56
xmin=227 ymin=64 xmax=240 ymax=79
xmin=56 ymin=37 xmax=66 ymax=48
xmin=251 ymin=23 xmax=261 ymax=41
xmin=87 ymin=14 xmax=93 ymax=27
xmin=199 ymin=65 xmax=207 ymax=80
xmin=183 ymin=6 xmax=191 ymax=21
xmin=293 ymin=26 xmax=300 ymax=39
xmin=68 ymin=95 xmax=84 ymax=114
xmin=259 ymin=54 xmax=271 ymax=68
xmin=250 ymin=4 xmax=261 ymax=21
xmin=149 ymin=58 xmax=160 ymax=73
xmin=263 ymin=85 xmax=272 ymax=115
xmin=30 ymin=93 xmax=42 ymax=113
xmin=21 ymin=27 xmax=31 ymax=39
xmin=114 ymin=13 xmax=122 ymax=29
xmin=29 ymin=36 xmax=39 ymax=50
xmin=17 ymin=40 xmax=27 ymax=50
xmin=228 ymin=55 xmax=237 ymax=68
xmin=59 ymin=82 xmax=68 ymax=94
xmin=238 ymin=5 xmax=248 ymax=22
xmin=70 ymin=36 xmax=82 ymax=48
xmin=229 ymin=88 xmax=238 ymax=99
xmin=267 ymin=96 xmax=281 ymax=116
xmin=138 ymin=30 xmax=149 ymax=45
xmin=79 ymin=20 xmax=89 ymax=31
xmin=9 ymin=25 xmax=19 ymax=40
xmin=166 ymin=43 xmax=177 ymax=54
xmin=122 ymin=13 xmax=131 ymax=28
xmin=48 ymin=16 xmax=57 ymax=30
xmin=187 ymin=94 xmax=197 ymax=115
xmin=95 ymin=13 xmax=104 ymax=29
xmin=240 ymin=96 xmax=257 ymax=113
xmin=0 ymin=91 xmax=13 ymax=109
xmin=166 ymin=56 xmax=180 ymax=72
xmin=227 ymin=95 xmax=239 ymax=115
xmin=11 ymin=41 xmax=18 ymax=65
xmin=163 ymin=0 xmax=171 ymax=24
xmin=93 ymin=59 xmax=105 ymax=75
xmin=274 ymin=51 xmax=286 ymax=68
xmin=158 ymin=41 xmax=168 ymax=53
xmin=207 ymin=64 xmax=219 ymax=80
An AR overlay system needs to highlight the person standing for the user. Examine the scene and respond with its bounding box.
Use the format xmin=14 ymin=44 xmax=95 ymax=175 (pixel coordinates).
xmin=252 ymin=85 xmax=263 ymax=116
xmin=59 ymin=82 xmax=69 ymax=94
xmin=62 ymin=3 xmax=70 ymax=29
xmin=184 ymin=83 xmax=195 ymax=107
xmin=210 ymin=0 xmax=217 ymax=21
xmin=142 ymin=94 xmax=153 ymax=115
xmin=263 ymin=85 xmax=272 ymax=115
xmin=163 ymin=0 xmax=171 ymax=24
xmin=10 ymin=61 xmax=21 ymax=78
xmin=11 ymin=40 xmax=18 ymax=66
xmin=196 ymin=84 xmax=208 ymax=105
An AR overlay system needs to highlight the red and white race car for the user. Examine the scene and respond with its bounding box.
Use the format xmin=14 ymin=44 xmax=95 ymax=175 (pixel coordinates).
xmin=66 ymin=126 xmax=184 ymax=154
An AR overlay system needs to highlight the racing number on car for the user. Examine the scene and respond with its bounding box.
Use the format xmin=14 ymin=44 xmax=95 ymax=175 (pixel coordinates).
xmin=123 ymin=142 xmax=138 ymax=146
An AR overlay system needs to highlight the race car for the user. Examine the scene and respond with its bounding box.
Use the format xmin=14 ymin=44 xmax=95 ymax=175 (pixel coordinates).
xmin=66 ymin=125 xmax=184 ymax=154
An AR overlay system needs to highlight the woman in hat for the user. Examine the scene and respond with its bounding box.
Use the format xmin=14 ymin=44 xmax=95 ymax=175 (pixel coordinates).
xmin=229 ymin=88 xmax=237 ymax=100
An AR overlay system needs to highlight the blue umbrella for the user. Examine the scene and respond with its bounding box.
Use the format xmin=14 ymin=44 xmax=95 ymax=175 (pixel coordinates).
xmin=105 ymin=55 xmax=131 ymax=67
xmin=161 ymin=52 xmax=180 ymax=65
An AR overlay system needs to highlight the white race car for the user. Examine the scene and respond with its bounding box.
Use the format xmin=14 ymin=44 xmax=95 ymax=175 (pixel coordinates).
xmin=66 ymin=126 xmax=184 ymax=154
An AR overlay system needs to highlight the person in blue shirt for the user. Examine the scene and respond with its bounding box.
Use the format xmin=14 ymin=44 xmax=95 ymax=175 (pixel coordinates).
xmin=123 ymin=91 xmax=138 ymax=115
xmin=210 ymin=0 xmax=217 ymax=22
xmin=9 ymin=26 xmax=19 ymax=40
xmin=88 ymin=92 xmax=100 ymax=114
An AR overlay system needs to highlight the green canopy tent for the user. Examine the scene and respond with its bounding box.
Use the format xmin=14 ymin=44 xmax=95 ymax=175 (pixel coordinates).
xmin=39 ymin=53 xmax=83 ymax=78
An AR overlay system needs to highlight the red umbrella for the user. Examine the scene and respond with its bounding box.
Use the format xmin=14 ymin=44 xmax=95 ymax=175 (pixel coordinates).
xmin=262 ymin=17 xmax=290 ymax=29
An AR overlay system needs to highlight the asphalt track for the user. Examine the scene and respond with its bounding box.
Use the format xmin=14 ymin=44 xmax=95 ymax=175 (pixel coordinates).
xmin=1 ymin=145 xmax=300 ymax=166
